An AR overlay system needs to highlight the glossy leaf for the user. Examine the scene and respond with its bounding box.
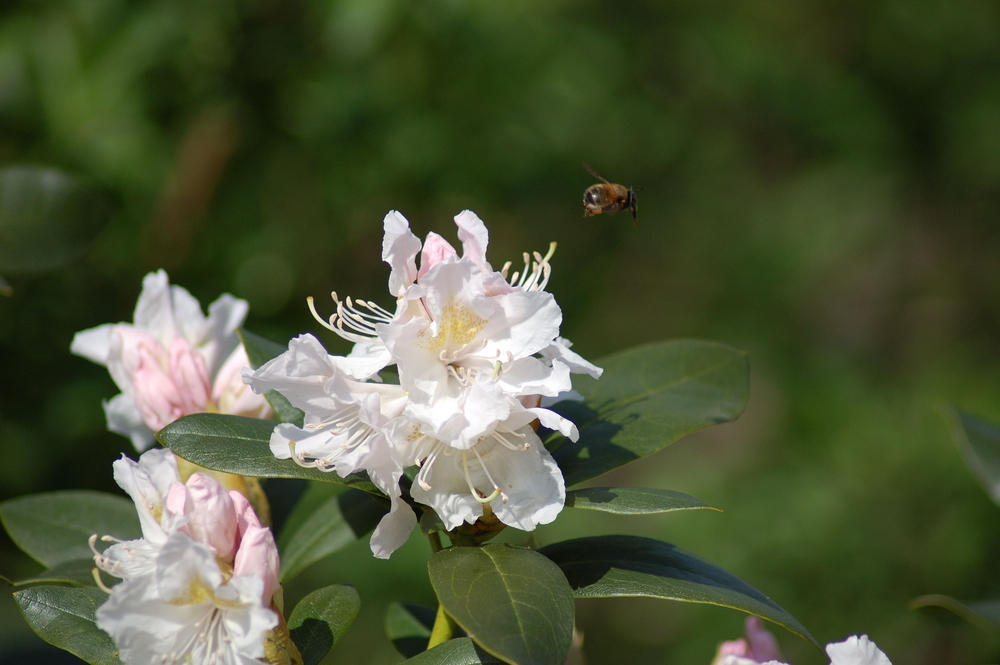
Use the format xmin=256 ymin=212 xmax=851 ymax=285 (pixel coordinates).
xmin=911 ymin=594 xmax=1000 ymax=632
xmin=538 ymin=535 xmax=816 ymax=646
xmin=405 ymin=638 xmax=503 ymax=664
xmin=550 ymin=340 xmax=750 ymax=485
xmin=0 ymin=166 xmax=111 ymax=273
xmin=288 ymin=584 xmax=361 ymax=665
xmin=948 ymin=409 xmax=1000 ymax=506
xmin=428 ymin=544 xmax=574 ymax=665
xmin=0 ymin=491 xmax=140 ymax=567
xmin=14 ymin=585 xmax=121 ymax=665
xmin=385 ymin=602 xmax=437 ymax=658
xmin=238 ymin=329 xmax=304 ymax=426
xmin=14 ymin=559 xmax=110 ymax=588
xmin=157 ymin=413 xmax=381 ymax=495
xmin=565 ymin=487 xmax=718 ymax=515
xmin=278 ymin=484 xmax=388 ymax=581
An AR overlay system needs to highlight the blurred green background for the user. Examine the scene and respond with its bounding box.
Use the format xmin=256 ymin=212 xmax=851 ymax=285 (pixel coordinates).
xmin=2 ymin=0 xmax=1000 ymax=663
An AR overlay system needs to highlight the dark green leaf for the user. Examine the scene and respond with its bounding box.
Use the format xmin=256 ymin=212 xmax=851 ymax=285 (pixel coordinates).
xmin=278 ymin=484 xmax=388 ymax=581
xmin=14 ymin=585 xmax=121 ymax=665
xmin=288 ymin=584 xmax=361 ymax=665
xmin=428 ymin=544 xmax=574 ymax=665
xmin=405 ymin=638 xmax=503 ymax=664
xmin=0 ymin=491 xmax=140 ymax=567
xmin=14 ymin=559 xmax=111 ymax=587
xmin=565 ymin=487 xmax=719 ymax=515
xmin=238 ymin=329 xmax=305 ymax=426
xmin=538 ymin=536 xmax=815 ymax=646
xmin=911 ymin=594 xmax=1000 ymax=632
xmin=385 ymin=602 xmax=437 ymax=658
xmin=157 ymin=413 xmax=381 ymax=495
xmin=948 ymin=409 xmax=1000 ymax=506
xmin=0 ymin=166 xmax=111 ymax=273
xmin=550 ymin=340 xmax=749 ymax=486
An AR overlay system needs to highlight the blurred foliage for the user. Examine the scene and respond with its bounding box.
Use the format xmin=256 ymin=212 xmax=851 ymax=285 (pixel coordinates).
xmin=2 ymin=0 xmax=1000 ymax=663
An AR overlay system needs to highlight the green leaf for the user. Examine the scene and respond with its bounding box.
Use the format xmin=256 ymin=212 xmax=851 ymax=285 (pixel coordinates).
xmin=13 ymin=585 xmax=121 ymax=665
xmin=565 ymin=487 xmax=719 ymax=515
xmin=0 ymin=273 xmax=11 ymax=296
xmin=385 ymin=602 xmax=438 ymax=657
xmin=911 ymin=594 xmax=1000 ymax=632
xmin=278 ymin=485 xmax=389 ymax=581
xmin=538 ymin=535 xmax=815 ymax=646
xmin=550 ymin=340 xmax=750 ymax=486
xmin=404 ymin=638 xmax=503 ymax=664
xmin=0 ymin=491 xmax=141 ymax=567
xmin=948 ymin=409 xmax=1000 ymax=506
xmin=0 ymin=166 xmax=111 ymax=273
xmin=428 ymin=544 xmax=574 ymax=665
xmin=238 ymin=329 xmax=305 ymax=426
xmin=288 ymin=584 xmax=361 ymax=665
xmin=157 ymin=413 xmax=381 ymax=495
xmin=14 ymin=559 xmax=110 ymax=587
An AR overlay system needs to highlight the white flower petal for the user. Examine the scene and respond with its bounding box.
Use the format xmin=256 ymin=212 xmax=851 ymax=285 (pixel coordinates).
xmin=480 ymin=289 xmax=562 ymax=360
xmin=200 ymin=293 xmax=249 ymax=375
xmin=70 ymin=324 xmax=115 ymax=366
xmin=103 ymin=393 xmax=156 ymax=452
xmin=244 ymin=334 xmax=346 ymax=414
xmin=541 ymin=337 xmax=603 ymax=379
xmin=496 ymin=356 xmax=572 ymax=397
xmin=382 ymin=210 xmax=422 ymax=297
xmin=454 ymin=210 xmax=491 ymax=273
xmin=826 ymin=635 xmax=892 ymax=665
xmin=132 ymin=270 xmax=177 ymax=345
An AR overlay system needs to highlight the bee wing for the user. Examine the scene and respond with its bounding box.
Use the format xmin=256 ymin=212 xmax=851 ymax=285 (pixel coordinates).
xmin=583 ymin=163 xmax=610 ymax=184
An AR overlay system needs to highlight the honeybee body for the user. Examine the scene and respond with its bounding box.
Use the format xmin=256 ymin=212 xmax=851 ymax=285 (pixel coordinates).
xmin=582 ymin=164 xmax=638 ymax=227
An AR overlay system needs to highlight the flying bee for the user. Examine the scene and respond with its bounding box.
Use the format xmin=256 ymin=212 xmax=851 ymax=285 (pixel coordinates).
xmin=582 ymin=163 xmax=638 ymax=228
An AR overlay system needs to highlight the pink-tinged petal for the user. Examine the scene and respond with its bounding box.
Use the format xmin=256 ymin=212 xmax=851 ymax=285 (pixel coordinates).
xmin=745 ymin=617 xmax=781 ymax=662
xmin=131 ymin=362 xmax=184 ymax=431
xmin=181 ymin=474 xmax=238 ymax=562
xmin=106 ymin=326 xmax=168 ymax=395
xmin=382 ymin=210 xmax=422 ymax=297
xmin=164 ymin=482 xmax=188 ymax=519
xmin=418 ymin=232 xmax=458 ymax=278
xmin=168 ymin=338 xmax=213 ymax=414
xmin=233 ymin=524 xmax=280 ymax=606
xmin=454 ymin=210 xmax=491 ymax=273
xmin=711 ymin=638 xmax=751 ymax=665
xmin=132 ymin=270 xmax=177 ymax=345
xmin=825 ymin=636 xmax=892 ymax=665
xmin=70 ymin=324 xmax=115 ymax=365
xmin=212 ymin=346 xmax=272 ymax=419
xmin=230 ymin=490 xmax=262 ymax=535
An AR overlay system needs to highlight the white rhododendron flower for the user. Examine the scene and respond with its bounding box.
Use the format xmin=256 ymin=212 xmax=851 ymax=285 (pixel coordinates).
xmin=93 ymin=449 xmax=281 ymax=665
xmin=71 ymin=270 xmax=271 ymax=451
xmin=713 ymin=619 xmax=891 ymax=665
xmin=245 ymin=210 xmax=600 ymax=558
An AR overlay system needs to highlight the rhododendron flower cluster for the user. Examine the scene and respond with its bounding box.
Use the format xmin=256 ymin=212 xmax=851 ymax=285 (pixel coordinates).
xmin=91 ymin=449 xmax=283 ymax=665
xmin=71 ymin=270 xmax=271 ymax=452
xmin=245 ymin=210 xmax=602 ymax=558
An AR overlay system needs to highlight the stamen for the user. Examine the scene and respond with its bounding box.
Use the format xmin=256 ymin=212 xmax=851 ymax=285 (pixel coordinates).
xmin=471 ymin=446 xmax=508 ymax=503
xmin=92 ymin=568 xmax=112 ymax=594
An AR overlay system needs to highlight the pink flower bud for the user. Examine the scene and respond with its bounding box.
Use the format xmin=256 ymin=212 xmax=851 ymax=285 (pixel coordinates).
xmin=744 ymin=617 xmax=781 ymax=662
xmin=168 ymin=338 xmax=213 ymax=415
xmin=711 ymin=639 xmax=751 ymax=665
xmin=230 ymin=490 xmax=280 ymax=606
xmin=418 ymin=232 xmax=458 ymax=278
xmin=132 ymin=359 xmax=184 ymax=431
xmin=179 ymin=474 xmax=238 ymax=562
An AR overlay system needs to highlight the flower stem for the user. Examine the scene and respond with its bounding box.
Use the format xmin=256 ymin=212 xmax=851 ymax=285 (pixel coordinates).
xmin=427 ymin=603 xmax=457 ymax=650
xmin=428 ymin=531 xmax=444 ymax=553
